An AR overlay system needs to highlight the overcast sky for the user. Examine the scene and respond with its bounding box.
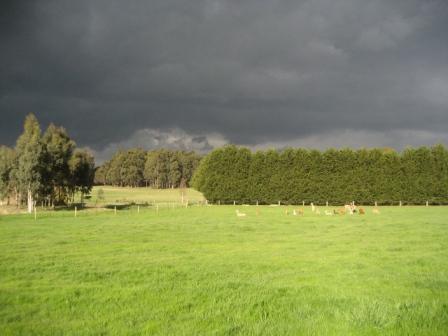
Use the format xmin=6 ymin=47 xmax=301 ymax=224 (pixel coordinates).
xmin=1 ymin=0 xmax=447 ymax=162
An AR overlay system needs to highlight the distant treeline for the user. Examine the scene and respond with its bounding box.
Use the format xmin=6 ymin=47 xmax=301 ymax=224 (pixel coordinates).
xmin=192 ymin=145 xmax=448 ymax=205
xmin=0 ymin=114 xmax=95 ymax=212
xmin=95 ymin=149 xmax=201 ymax=188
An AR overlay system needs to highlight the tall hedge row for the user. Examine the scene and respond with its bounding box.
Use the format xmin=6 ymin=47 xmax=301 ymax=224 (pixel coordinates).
xmin=192 ymin=145 xmax=448 ymax=205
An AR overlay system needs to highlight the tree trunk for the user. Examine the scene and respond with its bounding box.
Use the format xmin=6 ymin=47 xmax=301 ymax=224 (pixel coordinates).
xmin=15 ymin=188 xmax=20 ymax=208
xmin=27 ymin=189 xmax=34 ymax=213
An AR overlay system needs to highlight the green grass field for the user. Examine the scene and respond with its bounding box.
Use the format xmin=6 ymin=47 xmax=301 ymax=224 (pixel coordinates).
xmin=1 ymin=193 xmax=448 ymax=334
xmin=84 ymin=186 xmax=205 ymax=206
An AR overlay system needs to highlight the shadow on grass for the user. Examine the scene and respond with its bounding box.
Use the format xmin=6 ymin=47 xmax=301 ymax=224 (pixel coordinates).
xmin=52 ymin=201 xmax=150 ymax=211
xmin=104 ymin=204 xmax=132 ymax=210
xmin=54 ymin=203 xmax=86 ymax=211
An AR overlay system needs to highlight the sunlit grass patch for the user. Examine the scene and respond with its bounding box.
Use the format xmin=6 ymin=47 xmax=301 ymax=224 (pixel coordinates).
xmin=0 ymin=205 xmax=447 ymax=334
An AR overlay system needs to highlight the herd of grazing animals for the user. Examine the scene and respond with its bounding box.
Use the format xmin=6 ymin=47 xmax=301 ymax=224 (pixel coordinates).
xmin=235 ymin=203 xmax=381 ymax=217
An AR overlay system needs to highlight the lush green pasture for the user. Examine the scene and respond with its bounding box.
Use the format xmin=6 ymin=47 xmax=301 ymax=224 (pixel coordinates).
xmin=1 ymin=205 xmax=447 ymax=335
xmin=84 ymin=186 xmax=205 ymax=206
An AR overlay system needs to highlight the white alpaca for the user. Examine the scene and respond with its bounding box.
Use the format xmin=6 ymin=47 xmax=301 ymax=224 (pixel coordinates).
xmin=325 ymin=210 xmax=333 ymax=216
xmin=311 ymin=202 xmax=315 ymax=212
xmin=236 ymin=210 xmax=246 ymax=217
xmin=293 ymin=209 xmax=297 ymax=216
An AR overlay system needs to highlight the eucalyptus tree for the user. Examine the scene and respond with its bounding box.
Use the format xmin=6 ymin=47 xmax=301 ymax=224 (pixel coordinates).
xmin=144 ymin=150 xmax=159 ymax=187
xmin=168 ymin=151 xmax=181 ymax=188
xmin=15 ymin=114 xmax=45 ymax=213
xmin=0 ymin=146 xmax=15 ymax=205
xmin=94 ymin=163 xmax=109 ymax=185
xmin=179 ymin=151 xmax=201 ymax=187
xmin=121 ymin=148 xmax=146 ymax=187
xmin=42 ymin=124 xmax=76 ymax=205
xmin=69 ymin=149 xmax=95 ymax=203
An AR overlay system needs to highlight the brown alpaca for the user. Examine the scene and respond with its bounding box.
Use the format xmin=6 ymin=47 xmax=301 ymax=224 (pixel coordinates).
xmin=359 ymin=208 xmax=365 ymax=215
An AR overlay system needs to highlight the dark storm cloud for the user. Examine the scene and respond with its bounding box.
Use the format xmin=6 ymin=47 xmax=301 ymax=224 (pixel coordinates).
xmin=1 ymin=0 xmax=448 ymax=155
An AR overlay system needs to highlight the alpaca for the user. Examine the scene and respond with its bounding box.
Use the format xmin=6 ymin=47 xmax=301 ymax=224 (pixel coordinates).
xmin=293 ymin=209 xmax=304 ymax=216
xmin=236 ymin=210 xmax=246 ymax=217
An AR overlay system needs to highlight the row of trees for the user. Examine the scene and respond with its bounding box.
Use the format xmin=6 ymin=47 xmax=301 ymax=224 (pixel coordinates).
xmin=0 ymin=114 xmax=95 ymax=212
xmin=94 ymin=149 xmax=201 ymax=188
xmin=192 ymin=145 xmax=448 ymax=205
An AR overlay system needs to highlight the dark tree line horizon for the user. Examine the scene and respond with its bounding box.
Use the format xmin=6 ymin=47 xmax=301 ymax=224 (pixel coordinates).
xmin=94 ymin=149 xmax=201 ymax=189
xmin=3 ymin=115 xmax=448 ymax=209
xmin=0 ymin=114 xmax=95 ymax=212
xmin=192 ymin=145 xmax=448 ymax=205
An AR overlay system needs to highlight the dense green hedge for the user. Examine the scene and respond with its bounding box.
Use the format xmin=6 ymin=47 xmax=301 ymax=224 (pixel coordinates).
xmin=192 ymin=145 xmax=448 ymax=205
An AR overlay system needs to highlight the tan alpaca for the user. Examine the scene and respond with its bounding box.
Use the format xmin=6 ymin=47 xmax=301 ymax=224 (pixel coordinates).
xmin=292 ymin=209 xmax=304 ymax=216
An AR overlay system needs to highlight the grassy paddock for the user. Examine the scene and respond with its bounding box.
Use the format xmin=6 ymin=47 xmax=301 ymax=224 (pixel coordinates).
xmin=0 ymin=205 xmax=447 ymax=335
xmin=83 ymin=186 xmax=205 ymax=206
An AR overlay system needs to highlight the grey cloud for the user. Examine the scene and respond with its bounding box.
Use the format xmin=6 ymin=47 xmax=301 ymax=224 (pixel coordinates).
xmin=252 ymin=129 xmax=448 ymax=151
xmin=92 ymin=128 xmax=228 ymax=164
xmin=1 ymin=0 xmax=447 ymax=157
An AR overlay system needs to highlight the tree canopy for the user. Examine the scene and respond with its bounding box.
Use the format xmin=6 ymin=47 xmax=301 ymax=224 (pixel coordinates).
xmin=0 ymin=114 xmax=96 ymax=211
xmin=95 ymin=148 xmax=201 ymax=189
